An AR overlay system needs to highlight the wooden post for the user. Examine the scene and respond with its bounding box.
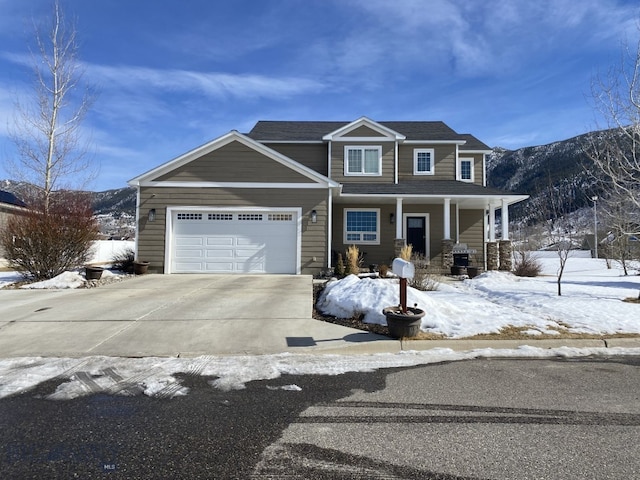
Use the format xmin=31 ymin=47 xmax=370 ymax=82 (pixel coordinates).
xmin=400 ymin=277 xmax=407 ymax=313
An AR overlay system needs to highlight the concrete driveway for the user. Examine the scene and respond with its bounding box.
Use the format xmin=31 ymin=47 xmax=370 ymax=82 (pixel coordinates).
xmin=0 ymin=274 xmax=393 ymax=357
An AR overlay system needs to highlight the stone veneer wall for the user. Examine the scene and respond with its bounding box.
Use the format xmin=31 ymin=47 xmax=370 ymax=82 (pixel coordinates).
xmin=498 ymin=240 xmax=513 ymax=271
xmin=441 ymin=239 xmax=454 ymax=271
xmin=486 ymin=242 xmax=499 ymax=271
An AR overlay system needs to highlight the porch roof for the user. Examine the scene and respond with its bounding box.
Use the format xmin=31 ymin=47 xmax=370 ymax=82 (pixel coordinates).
xmin=337 ymin=181 xmax=528 ymax=207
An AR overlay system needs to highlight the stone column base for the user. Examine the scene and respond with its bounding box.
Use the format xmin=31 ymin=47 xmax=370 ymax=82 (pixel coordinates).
xmin=486 ymin=242 xmax=499 ymax=271
xmin=499 ymin=240 xmax=513 ymax=271
xmin=441 ymin=239 xmax=454 ymax=270
xmin=394 ymin=239 xmax=406 ymax=258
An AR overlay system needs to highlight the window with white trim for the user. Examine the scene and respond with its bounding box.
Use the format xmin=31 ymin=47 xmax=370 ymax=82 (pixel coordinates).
xmin=344 ymin=209 xmax=379 ymax=244
xmin=413 ymin=148 xmax=435 ymax=175
xmin=344 ymin=146 xmax=382 ymax=175
xmin=459 ymin=157 xmax=474 ymax=182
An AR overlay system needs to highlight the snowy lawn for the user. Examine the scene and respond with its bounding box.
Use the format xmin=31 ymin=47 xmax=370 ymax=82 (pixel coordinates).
xmin=317 ymin=257 xmax=640 ymax=338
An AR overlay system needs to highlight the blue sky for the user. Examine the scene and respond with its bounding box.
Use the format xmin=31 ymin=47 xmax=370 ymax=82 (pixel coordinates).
xmin=0 ymin=0 xmax=639 ymax=191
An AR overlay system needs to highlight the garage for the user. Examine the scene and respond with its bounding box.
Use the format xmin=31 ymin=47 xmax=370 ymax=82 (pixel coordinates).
xmin=169 ymin=208 xmax=300 ymax=274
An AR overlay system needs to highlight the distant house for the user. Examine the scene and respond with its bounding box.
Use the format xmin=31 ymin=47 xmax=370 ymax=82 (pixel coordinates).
xmin=0 ymin=190 xmax=27 ymax=258
xmin=128 ymin=117 xmax=528 ymax=275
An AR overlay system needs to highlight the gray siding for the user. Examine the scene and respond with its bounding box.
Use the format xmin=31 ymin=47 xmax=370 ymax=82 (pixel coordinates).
xmin=342 ymin=125 xmax=386 ymax=137
xmin=330 ymin=141 xmax=395 ymax=183
xmin=331 ymin=204 xmax=485 ymax=271
xmin=263 ymin=143 xmax=328 ymax=176
xmin=398 ymin=144 xmax=456 ymax=181
xmin=137 ymin=187 xmax=328 ymax=275
xmin=154 ymin=141 xmax=314 ymax=183
xmin=458 ymin=209 xmax=485 ymax=266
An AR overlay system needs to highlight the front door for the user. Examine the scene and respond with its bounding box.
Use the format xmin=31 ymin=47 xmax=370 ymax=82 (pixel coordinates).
xmin=406 ymin=216 xmax=426 ymax=256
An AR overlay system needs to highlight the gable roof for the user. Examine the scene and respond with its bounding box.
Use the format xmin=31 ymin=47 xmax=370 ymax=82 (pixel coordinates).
xmin=247 ymin=119 xmax=471 ymax=143
xmin=128 ymin=130 xmax=339 ymax=187
xmin=321 ymin=116 xmax=406 ymax=141
xmin=458 ymin=134 xmax=492 ymax=152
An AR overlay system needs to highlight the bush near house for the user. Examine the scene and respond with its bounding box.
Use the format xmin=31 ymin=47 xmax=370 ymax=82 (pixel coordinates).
xmin=513 ymin=251 xmax=543 ymax=277
xmin=0 ymin=192 xmax=100 ymax=280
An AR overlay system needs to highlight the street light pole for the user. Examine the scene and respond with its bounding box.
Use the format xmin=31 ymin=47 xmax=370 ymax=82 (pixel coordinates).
xmin=592 ymin=196 xmax=598 ymax=259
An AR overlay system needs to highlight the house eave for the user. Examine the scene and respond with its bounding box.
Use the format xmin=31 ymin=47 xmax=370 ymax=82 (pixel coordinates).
xmin=136 ymin=181 xmax=335 ymax=189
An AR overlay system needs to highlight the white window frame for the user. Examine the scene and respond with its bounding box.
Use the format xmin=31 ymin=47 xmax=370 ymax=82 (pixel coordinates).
xmin=343 ymin=208 xmax=380 ymax=245
xmin=413 ymin=148 xmax=435 ymax=175
xmin=458 ymin=157 xmax=474 ymax=182
xmin=344 ymin=146 xmax=382 ymax=176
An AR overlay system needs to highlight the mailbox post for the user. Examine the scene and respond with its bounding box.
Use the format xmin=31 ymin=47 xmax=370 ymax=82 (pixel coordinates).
xmin=392 ymin=258 xmax=414 ymax=313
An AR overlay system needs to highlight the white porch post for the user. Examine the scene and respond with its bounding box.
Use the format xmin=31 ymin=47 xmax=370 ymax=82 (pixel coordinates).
xmin=501 ymin=199 xmax=509 ymax=240
xmin=443 ymin=198 xmax=451 ymax=240
xmin=455 ymin=202 xmax=460 ymax=244
xmin=395 ymin=197 xmax=403 ymax=239
xmin=489 ymin=204 xmax=496 ymax=242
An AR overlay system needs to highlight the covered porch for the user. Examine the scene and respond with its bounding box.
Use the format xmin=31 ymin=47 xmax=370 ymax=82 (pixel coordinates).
xmin=332 ymin=182 xmax=528 ymax=273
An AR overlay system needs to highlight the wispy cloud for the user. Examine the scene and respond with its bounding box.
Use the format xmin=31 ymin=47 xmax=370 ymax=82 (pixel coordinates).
xmin=88 ymin=64 xmax=326 ymax=100
xmin=331 ymin=0 xmax=639 ymax=78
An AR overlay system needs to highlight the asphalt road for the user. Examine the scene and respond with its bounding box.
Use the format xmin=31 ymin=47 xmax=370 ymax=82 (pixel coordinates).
xmin=1 ymin=356 xmax=639 ymax=479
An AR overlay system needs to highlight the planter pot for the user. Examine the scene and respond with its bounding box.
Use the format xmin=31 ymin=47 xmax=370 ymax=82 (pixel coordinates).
xmin=85 ymin=266 xmax=104 ymax=281
xmin=382 ymin=306 xmax=426 ymax=339
xmin=450 ymin=266 xmax=466 ymax=276
xmin=133 ymin=261 xmax=150 ymax=275
xmin=466 ymin=266 xmax=479 ymax=279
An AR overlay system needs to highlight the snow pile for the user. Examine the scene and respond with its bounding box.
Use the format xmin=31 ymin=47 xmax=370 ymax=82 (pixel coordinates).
xmin=318 ymin=258 xmax=640 ymax=338
xmin=17 ymin=269 xmax=121 ymax=290
xmin=1 ymin=347 xmax=639 ymax=400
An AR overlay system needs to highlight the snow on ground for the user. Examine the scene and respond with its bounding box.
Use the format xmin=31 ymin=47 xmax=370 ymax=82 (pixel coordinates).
xmin=0 ymin=254 xmax=639 ymax=400
xmin=317 ymin=257 xmax=640 ymax=338
xmin=1 ymin=346 xmax=639 ymax=400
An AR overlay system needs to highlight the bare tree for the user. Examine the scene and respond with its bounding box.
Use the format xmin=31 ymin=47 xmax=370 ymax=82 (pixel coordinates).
xmin=8 ymin=0 xmax=95 ymax=213
xmin=531 ymin=178 xmax=577 ymax=296
xmin=599 ymin=193 xmax=640 ymax=275
xmin=0 ymin=1 xmax=99 ymax=280
xmin=588 ymin=34 xmax=640 ymax=236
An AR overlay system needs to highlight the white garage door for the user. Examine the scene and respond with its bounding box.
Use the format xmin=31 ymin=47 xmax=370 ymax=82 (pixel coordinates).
xmin=171 ymin=210 xmax=298 ymax=273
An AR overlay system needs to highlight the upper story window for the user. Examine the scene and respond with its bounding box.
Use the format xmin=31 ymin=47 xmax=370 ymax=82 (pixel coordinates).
xmin=413 ymin=148 xmax=435 ymax=175
xmin=459 ymin=157 xmax=474 ymax=182
xmin=344 ymin=146 xmax=382 ymax=176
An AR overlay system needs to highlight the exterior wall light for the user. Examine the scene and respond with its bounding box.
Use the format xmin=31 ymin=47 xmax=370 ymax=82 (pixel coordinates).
xmin=390 ymin=212 xmax=395 ymax=224
xmin=148 ymin=208 xmax=156 ymax=222
xmin=311 ymin=210 xmax=317 ymax=223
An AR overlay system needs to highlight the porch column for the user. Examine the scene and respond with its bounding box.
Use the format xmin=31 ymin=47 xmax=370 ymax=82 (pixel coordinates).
xmin=395 ymin=197 xmax=403 ymax=239
xmin=443 ymin=198 xmax=451 ymax=240
xmin=501 ymin=199 xmax=509 ymax=240
xmin=489 ymin=204 xmax=496 ymax=242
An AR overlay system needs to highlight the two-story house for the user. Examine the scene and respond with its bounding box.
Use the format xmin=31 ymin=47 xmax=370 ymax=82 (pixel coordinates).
xmin=128 ymin=117 xmax=527 ymax=275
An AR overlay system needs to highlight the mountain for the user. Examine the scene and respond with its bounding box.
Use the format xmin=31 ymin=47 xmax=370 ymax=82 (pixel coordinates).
xmin=91 ymin=186 xmax=136 ymax=216
xmin=0 ymin=180 xmax=136 ymax=216
xmin=487 ymin=130 xmax=603 ymax=222
xmin=0 ymin=180 xmax=136 ymax=239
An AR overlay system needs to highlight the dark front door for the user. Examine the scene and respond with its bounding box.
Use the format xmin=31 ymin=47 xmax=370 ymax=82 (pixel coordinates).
xmin=406 ymin=216 xmax=426 ymax=256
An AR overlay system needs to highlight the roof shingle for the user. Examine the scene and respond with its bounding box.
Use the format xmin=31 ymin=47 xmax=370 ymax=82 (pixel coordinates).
xmin=247 ymin=120 xmax=488 ymax=145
